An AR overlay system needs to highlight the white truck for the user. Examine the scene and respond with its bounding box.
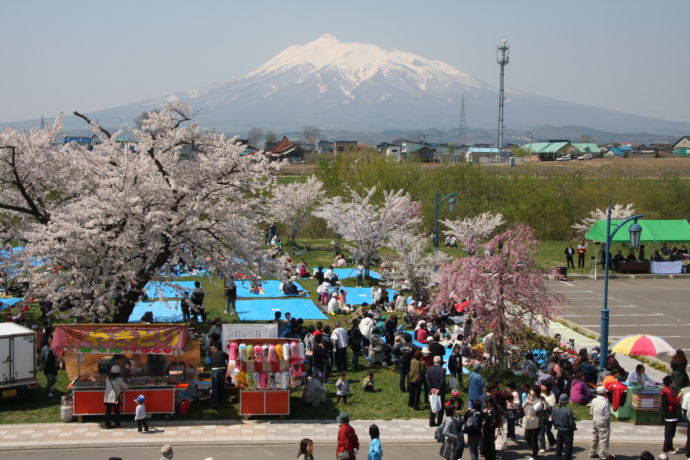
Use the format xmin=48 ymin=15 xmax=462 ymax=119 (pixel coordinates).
xmin=0 ymin=322 xmax=37 ymax=400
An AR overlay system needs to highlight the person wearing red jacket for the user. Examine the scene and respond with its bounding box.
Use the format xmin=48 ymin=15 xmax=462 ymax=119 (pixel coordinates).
xmin=661 ymin=375 xmax=682 ymax=454
xmin=336 ymin=411 xmax=359 ymax=460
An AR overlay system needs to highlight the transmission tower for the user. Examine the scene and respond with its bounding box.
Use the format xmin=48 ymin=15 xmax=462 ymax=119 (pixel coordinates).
xmin=458 ymin=95 xmax=467 ymax=146
xmin=496 ymin=38 xmax=510 ymax=160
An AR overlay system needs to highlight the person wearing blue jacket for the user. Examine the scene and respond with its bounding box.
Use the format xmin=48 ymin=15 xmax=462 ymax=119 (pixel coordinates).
xmin=368 ymin=424 xmax=382 ymax=460
xmin=468 ymin=364 xmax=485 ymax=408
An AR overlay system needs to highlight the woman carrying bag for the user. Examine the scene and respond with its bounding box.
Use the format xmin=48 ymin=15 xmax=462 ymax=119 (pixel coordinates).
xmin=104 ymin=364 xmax=129 ymax=429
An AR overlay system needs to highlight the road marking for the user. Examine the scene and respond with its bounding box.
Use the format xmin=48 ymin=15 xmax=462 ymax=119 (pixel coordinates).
xmin=562 ymin=305 xmax=638 ymax=308
xmin=558 ymin=281 xmax=575 ymax=287
xmin=566 ymin=297 xmax=601 ymax=300
xmin=554 ymin=290 xmax=595 ymax=293
xmin=561 ymin=313 xmax=662 ymax=318
xmin=581 ymin=323 xmax=690 ymax=327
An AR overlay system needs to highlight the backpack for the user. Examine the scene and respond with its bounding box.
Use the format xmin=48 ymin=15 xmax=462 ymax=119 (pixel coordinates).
xmin=463 ymin=410 xmax=480 ymax=434
xmin=434 ymin=425 xmax=445 ymax=443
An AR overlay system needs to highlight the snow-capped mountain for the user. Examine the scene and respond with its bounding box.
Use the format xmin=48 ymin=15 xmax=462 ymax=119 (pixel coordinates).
xmin=7 ymin=34 xmax=690 ymax=135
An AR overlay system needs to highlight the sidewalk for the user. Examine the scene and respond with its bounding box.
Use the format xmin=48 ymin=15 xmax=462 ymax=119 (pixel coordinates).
xmin=0 ymin=418 xmax=677 ymax=450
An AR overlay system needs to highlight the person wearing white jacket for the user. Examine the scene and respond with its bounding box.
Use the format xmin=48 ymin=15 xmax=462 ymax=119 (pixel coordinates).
xmin=589 ymin=386 xmax=611 ymax=459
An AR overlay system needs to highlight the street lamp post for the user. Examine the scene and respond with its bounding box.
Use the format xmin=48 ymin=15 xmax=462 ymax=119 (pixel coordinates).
xmin=433 ymin=190 xmax=457 ymax=251
xmin=599 ymin=207 xmax=643 ymax=371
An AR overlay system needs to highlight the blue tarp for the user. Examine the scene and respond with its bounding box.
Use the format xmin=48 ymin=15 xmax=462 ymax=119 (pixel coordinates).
xmin=332 ymin=287 xmax=397 ymax=305
xmin=0 ymin=297 xmax=22 ymax=310
xmin=312 ymin=267 xmax=381 ymax=280
xmin=145 ymin=281 xmax=196 ymax=298
xmin=236 ymin=298 xmax=327 ymax=321
xmin=128 ymin=300 xmax=184 ymax=323
xmin=236 ymin=280 xmax=306 ymax=298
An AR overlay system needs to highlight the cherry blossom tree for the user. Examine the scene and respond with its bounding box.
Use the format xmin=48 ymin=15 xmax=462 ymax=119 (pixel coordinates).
xmin=431 ymin=225 xmax=563 ymax=369
xmin=0 ymin=104 xmax=279 ymax=322
xmin=441 ymin=212 xmax=504 ymax=251
xmin=383 ymin=227 xmax=449 ymax=302
xmin=312 ymin=187 xmax=419 ymax=276
xmin=266 ymin=175 xmax=325 ymax=245
xmin=572 ymin=203 xmax=635 ymax=235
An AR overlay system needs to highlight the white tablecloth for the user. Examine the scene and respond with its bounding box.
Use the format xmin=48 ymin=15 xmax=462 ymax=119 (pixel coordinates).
xmin=650 ymin=261 xmax=684 ymax=274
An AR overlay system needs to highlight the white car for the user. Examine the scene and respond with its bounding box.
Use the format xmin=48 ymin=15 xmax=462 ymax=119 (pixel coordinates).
xmin=578 ymin=153 xmax=594 ymax=160
xmin=556 ymin=155 xmax=571 ymax=161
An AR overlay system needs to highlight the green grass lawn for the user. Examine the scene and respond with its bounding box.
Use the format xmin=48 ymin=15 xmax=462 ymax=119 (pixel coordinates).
xmin=1 ymin=237 xmax=615 ymax=424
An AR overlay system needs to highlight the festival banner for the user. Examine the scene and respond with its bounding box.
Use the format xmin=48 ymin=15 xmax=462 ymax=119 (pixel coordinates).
xmin=52 ymin=324 xmax=188 ymax=356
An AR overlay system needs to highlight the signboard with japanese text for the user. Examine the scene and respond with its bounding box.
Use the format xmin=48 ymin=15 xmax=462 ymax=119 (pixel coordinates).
xmin=51 ymin=324 xmax=189 ymax=356
xmin=222 ymin=323 xmax=278 ymax=342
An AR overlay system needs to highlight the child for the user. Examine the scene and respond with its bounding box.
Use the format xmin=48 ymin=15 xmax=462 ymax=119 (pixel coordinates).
xmin=134 ymin=394 xmax=149 ymax=433
xmin=336 ymin=372 xmax=350 ymax=404
xmin=362 ymin=372 xmax=375 ymax=392
xmin=368 ymin=423 xmax=382 ymax=460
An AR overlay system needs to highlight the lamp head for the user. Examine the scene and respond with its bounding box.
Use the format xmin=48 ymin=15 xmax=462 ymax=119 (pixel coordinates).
xmin=629 ymin=221 xmax=642 ymax=248
xmin=448 ymin=197 xmax=457 ymax=213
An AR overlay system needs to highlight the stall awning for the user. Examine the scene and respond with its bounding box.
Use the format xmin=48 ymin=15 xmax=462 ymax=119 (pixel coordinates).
xmin=52 ymin=324 xmax=189 ymax=356
xmin=586 ymin=219 xmax=690 ymax=243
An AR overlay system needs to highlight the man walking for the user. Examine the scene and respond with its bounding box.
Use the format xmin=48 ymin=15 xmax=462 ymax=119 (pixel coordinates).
xmin=224 ymin=276 xmax=237 ymax=314
xmin=589 ymin=386 xmax=610 ymax=459
xmin=426 ymin=355 xmax=446 ymax=427
xmin=552 ymin=393 xmax=576 ymax=460
xmin=331 ymin=321 xmax=349 ymax=372
xmin=564 ymin=245 xmax=575 ymax=269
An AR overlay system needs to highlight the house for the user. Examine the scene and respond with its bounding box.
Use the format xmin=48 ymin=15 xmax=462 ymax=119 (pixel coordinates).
xmin=376 ymin=142 xmax=396 ymax=153
xmin=333 ymin=140 xmax=358 ymax=153
xmin=520 ymin=141 xmax=576 ymax=161
xmin=317 ymin=140 xmax=334 ymax=154
xmin=571 ymin=143 xmax=600 ymax=157
xmin=268 ymin=136 xmax=303 ymax=163
xmin=466 ymin=147 xmax=500 ymax=163
xmin=672 ymin=136 xmax=690 ymax=156
xmin=605 ymin=145 xmax=632 ymax=157
xmin=385 ymin=145 xmax=403 ymax=162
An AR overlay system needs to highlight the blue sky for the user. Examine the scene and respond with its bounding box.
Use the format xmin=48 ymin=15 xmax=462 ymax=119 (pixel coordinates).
xmin=1 ymin=0 xmax=689 ymax=123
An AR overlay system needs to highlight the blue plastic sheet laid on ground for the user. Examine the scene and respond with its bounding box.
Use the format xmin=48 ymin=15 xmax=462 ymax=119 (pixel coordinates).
xmin=312 ymin=267 xmax=381 ymax=280
xmin=236 ymin=298 xmax=327 ymax=321
xmin=128 ymin=300 xmax=184 ymax=323
xmin=333 ymin=287 xmax=397 ymax=305
xmin=145 ymin=281 xmax=196 ymax=298
xmin=0 ymin=297 xmax=22 ymax=310
xmin=236 ymin=280 xmax=306 ymax=298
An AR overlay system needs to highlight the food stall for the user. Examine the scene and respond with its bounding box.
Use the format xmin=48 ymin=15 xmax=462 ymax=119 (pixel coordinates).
xmin=225 ymin=337 xmax=305 ymax=418
xmin=52 ymin=324 xmax=200 ymax=421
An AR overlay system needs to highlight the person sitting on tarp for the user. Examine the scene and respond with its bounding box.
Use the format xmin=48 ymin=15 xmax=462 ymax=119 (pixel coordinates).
xmin=283 ymin=278 xmax=306 ymax=296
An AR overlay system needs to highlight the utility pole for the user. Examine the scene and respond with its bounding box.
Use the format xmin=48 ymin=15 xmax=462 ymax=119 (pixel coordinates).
xmin=458 ymin=95 xmax=467 ymax=146
xmin=496 ymin=39 xmax=510 ymax=162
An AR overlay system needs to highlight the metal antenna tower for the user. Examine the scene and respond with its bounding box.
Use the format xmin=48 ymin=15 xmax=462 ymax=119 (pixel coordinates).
xmin=496 ymin=38 xmax=510 ymax=160
xmin=458 ymin=95 xmax=466 ymax=146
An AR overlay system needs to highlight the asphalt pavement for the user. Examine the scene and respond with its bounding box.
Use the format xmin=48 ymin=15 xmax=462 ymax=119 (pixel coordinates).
xmin=548 ymin=278 xmax=690 ymax=363
xmin=0 ymin=443 xmax=673 ymax=460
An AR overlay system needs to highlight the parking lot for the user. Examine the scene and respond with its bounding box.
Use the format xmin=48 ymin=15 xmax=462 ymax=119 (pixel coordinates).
xmin=548 ymin=278 xmax=690 ymax=362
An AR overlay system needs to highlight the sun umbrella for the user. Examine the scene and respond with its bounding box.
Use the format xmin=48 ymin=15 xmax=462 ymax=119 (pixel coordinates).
xmin=610 ymin=334 xmax=675 ymax=357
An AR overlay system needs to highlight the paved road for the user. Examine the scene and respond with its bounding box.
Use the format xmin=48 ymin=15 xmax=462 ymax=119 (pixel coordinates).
xmin=0 ymin=443 xmax=671 ymax=460
xmin=549 ymin=278 xmax=690 ymax=362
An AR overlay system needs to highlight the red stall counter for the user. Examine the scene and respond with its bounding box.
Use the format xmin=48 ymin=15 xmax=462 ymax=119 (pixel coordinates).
xmin=72 ymin=383 xmax=175 ymax=416
xmin=240 ymin=389 xmax=289 ymax=417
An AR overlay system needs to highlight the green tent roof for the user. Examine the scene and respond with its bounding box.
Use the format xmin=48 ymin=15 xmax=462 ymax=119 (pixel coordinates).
xmin=585 ymin=219 xmax=690 ymax=243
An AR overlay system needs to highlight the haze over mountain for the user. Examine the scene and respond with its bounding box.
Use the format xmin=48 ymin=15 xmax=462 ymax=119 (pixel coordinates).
xmin=6 ymin=34 xmax=690 ymax=137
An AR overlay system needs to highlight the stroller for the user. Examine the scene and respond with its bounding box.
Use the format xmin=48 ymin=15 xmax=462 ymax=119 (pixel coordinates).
xmin=366 ymin=329 xmax=390 ymax=367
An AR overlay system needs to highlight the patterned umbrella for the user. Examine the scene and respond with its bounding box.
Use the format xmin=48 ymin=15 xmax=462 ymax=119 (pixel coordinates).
xmin=610 ymin=334 xmax=675 ymax=357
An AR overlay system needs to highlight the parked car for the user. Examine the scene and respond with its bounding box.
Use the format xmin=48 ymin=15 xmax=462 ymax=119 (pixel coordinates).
xmin=556 ymin=155 xmax=571 ymax=161
xmin=578 ymin=153 xmax=594 ymax=160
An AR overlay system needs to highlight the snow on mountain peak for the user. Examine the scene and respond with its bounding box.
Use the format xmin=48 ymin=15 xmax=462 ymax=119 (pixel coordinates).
xmin=247 ymin=34 xmax=484 ymax=89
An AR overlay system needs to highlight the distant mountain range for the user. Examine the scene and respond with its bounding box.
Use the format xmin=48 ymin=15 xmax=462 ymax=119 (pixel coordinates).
xmin=5 ymin=34 xmax=689 ymax=142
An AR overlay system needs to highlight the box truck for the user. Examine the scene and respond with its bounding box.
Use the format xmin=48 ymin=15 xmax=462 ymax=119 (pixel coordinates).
xmin=0 ymin=322 xmax=37 ymax=400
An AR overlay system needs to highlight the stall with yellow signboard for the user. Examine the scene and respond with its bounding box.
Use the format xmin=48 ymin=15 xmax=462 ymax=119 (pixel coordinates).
xmin=51 ymin=324 xmax=200 ymax=420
